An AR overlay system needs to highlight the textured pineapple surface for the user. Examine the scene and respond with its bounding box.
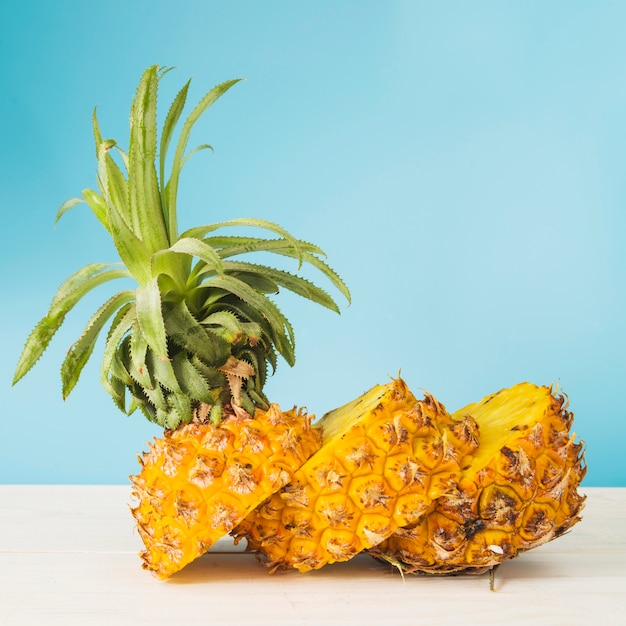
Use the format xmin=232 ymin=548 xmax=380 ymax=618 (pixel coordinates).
xmin=130 ymin=405 xmax=321 ymax=579
xmin=232 ymin=378 xmax=479 ymax=572
xmin=370 ymin=382 xmax=586 ymax=574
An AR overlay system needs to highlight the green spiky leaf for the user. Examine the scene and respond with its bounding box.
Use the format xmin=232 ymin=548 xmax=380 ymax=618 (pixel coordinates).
xmin=159 ymin=78 xmax=190 ymax=221
xmin=166 ymin=79 xmax=242 ymax=237
xmin=163 ymin=300 xmax=230 ymax=366
xmin=128 ymin=66 xmax=169 ymax=252
xmin=135 ymin=277 xmax=168 ymax=358
xmin=13 ymin=264 xmax=131 ymax=384
xmin=224 ymin=260 xmax=340 ymax=312
xmin=54 ymin=198 xmax=84 ymax=224
xmin=128 ymin=320 xmax=152 ymax=388
xmin=152 ymin=236 xmax=224 ymax=283
xmin=80 ymin=189 xmax=109 ymax=230
xmin=171 ymin=352 xmax=218 ymax=405
xmin=101 ymin=303 xmax=135 ymax=398
xmin=206 ymin=274 xmax=296 ymax=364
xmin=61 ymin=290 xmax=135 ymax=398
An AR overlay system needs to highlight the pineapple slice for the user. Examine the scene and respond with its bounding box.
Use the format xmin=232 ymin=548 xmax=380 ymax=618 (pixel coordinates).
xmin=131 ymin=405 xmax=321 ymax=579
xmin=370 ymin=382 xmax=586 ymax=574
xmin=233 ymin=378 xmax=479 ymax=572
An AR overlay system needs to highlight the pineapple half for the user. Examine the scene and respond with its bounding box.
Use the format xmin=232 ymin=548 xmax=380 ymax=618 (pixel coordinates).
xmin=232 ymin=378 xmax=480 ymax=572
xmin=13 ymin=65 xmax=349 ymax=578
xmin=370 ymin=382 xmax=587 ymax=574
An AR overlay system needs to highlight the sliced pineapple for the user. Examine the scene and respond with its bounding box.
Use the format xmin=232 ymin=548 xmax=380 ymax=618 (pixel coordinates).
xmin=370 ymin=382 xmax=586 ymax=574
xmin=131 ymin=404 xmax=321 ymax=578
xmin=233 ymin=378 xmax=479 ymax=572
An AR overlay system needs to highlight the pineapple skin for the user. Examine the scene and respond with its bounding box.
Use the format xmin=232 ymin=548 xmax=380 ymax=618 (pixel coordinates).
xmin=130 ymin=405 xmax=321 ymax=579
xmin=232 ymin=378 xmax=479 ymax=573
xmin=370 ymin=383 xmax=587 ymax=574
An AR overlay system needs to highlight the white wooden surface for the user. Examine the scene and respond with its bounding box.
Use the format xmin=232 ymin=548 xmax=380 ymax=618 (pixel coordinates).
xmin=0 ymin=486 xmax=624 ymax=625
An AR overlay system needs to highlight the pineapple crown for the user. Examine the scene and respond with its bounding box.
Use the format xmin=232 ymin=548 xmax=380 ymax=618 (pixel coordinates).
xmin=13 ymin=65 xmax=350 ymax=429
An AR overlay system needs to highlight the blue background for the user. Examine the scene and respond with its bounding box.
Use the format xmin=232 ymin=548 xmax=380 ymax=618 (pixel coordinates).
xmin=1 ymin=1 xmax=624 ymax=485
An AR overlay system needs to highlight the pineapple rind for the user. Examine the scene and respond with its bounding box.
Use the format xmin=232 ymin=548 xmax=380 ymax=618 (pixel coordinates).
xmin=370 ymin=382 xmax=586 ymax=574
xmin=130 ymin=404 xmax=321 ymax=579
xmin=233 ymin=378 xmax=479 ymax=572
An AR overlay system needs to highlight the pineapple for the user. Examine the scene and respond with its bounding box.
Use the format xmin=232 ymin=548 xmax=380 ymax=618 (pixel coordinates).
xmin=370 ymin=382 xmax=587 ymax=574
xmin=13 ymin=65 xmax=349 ymax=578
xmin=233 ymin=377 xmax=480 ymax=572
xmin=131 ymin=406 xmax=321 ymax=578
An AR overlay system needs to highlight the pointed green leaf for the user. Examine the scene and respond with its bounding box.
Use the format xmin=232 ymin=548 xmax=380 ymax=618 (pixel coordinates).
xmin=206 ymin=235 xmax=326 ymax=258
xmin=13 ymin=315 xmax=65 ymax=385
xmin=209 ymin=401 xmax=224 ymax=424
xmin=206 ymin=274 xmax=295 ymax=364
xmin=111 ymin=337 xmax=133 ymax=385
xmin=138 ymin=373 xmax=168 ymax=412
xmin=166 ymin=393 xmax=190 ymax=427
xmin=159 ymin=78 xmax=190 ymax=219
xmin=116 ymin=335 xmax=137 ymax=386
xmin=163 ymin=300 xmax=230 ymax=366
xmin=98 ymin=141 xmax=130 ymax=224
xmin=182 ymin=217 xmax=304 ymax=266
xmin=13 ymin=264 xmax=132 ymax=384
xmin=107 ymin=202 xmax=152 ymax=284
xmin=180 ymin=143 xmax=214 ymax=169
xmin=128 ymin=319 xmax=152 ymax=387
xmin=139 ymin=398 xmax=159 ymax=423
xmin=135 ymin=277 xmax=168 ymax=358
xmin=157 ymin=65 xmax=176 ymax=79
xmin=128 ymin=65 xmax=169 ymax=253
xmin=171 ymin=352 xmax=217 ymax=404
xmin=246 ymin=383 xmax=269 ymax=410
xmin=144 ymin=347 xmax=184 ymax=399
xmin=96 ymin=138 xmax=117 ymax=202
xmin=50 ymin=263 xmax=128 ymax=310
xmin=81 ymin=189 xmax=110 ymax=231
xmin=210 ymin=233 xmax=350 ymax=305
xmin=61 ymin=290 xmax=135 ymax=398
xmin=54 ymin=198 xmax=84 ymax=224
xmin=230 ymin=270 xmax=278 ymax=294
xmin=209 ymin=236 xmax=351 ymax=305
xmin=92 ymin=107 xmax=103 ymax=159
xmin=190 ymin=355 xmax=228 ymax=388
xmin=299 ymin=251 xmax=351 ymax=305
xmin=166 ymin=78 xmax=242 ymax=237
xmin=201 ymin=310 xmax=246 ymax=344
xmin=115 ymin=146 xmax=129 ymax=172
xmin=236 ymin=348 xmax=264 ymax=389
xmin=101 ymin=302 xmax=135 ymax=396
xmin=224 ymin=260 xmax=340 ymax=312
xmin=219 ymin=299 xmax=274 ymax=353
xmin=152 ymin=237 xmax=224 ymax=283
xmin=107 ymin=375 xmax=129 ymax=413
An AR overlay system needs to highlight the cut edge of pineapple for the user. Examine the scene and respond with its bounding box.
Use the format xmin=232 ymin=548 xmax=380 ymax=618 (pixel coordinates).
xmin=452 ymin=382 xmax=553 ymax=469
xmin=316 ymin=379 xmax=413 ymax=442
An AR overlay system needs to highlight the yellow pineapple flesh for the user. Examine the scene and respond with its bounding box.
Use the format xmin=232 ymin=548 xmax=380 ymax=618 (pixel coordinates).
xmin=232 ymin=378 xmax=479 ymax=572
xmin=130 ymin=405 xmax=321 ymax=579
xmin=370 ymin=382 xmax=586 ymax=574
